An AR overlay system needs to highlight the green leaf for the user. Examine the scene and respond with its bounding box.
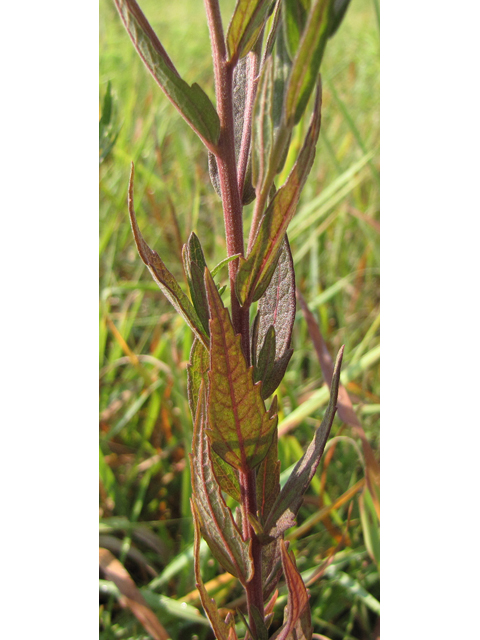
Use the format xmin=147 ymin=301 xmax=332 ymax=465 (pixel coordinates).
xmin=227 ymin=0 xmax=271 ymax=60
xmin=236 ymin=89 xmax=321 ymax=305
xmin=113 ymin=0 xmax=220 ymax=147
xmin=284 ymin=0 xmax=333 ymax=124
xmin=328 ymin=0 xmax=351 ymax=38
xmin=263 ymin=346 xmax=344 ymax=540
xmin=211 ymin=452 xmax=241 ymax=502
xmin=269 ymin=541 xmax=311 ymax=640
xmin=211 ymin=253 xmax=242 ymax=278
xmin=253 ymin=325 xmax=276 ymax=385
xmin=192 ymin=510 xmax=239 ymax=640
xmin=127 ymin=165 xmax=209 ymax=348
xmin=190 ymin=383 xmax=253 ymax=584
xmin=256 ymin=425 xmax=280 ymax=522
xmin=182 ymin=233 xmax=210 ymax=335
xmin=205 ymin=269 xmax=278 ymax=471
xmin=187 ymin=338 xmax=210 ymax=419
xmin=282 ymin=0 xmax=311 ymax=59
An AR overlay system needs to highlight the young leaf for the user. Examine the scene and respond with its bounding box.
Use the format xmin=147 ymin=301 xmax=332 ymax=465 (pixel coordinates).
xmin=209 ymin=56 xmax=255 ymax=204
xmin=262 ymin=346 xmax=344 ymax=540
xmin=269 ymin=541 xmax=311 ymax=640
xmin=128 ymin=165 xmax=209 ymax=348
xmin=211 ymin=452 xmax=241 ymax=502
xmin=282 ymin=0 xmax=311 ymax=60
xmin=113 ymin=0 xmax=220 ymax=147
xmin=205 ymin=269 xmax=278 ymax=471
xmin=253 ymin=325 xmax=276 ymax=385
xmin=226 ymin=0 xmax=271 ymax=61
xmin=256 ymin=427 xmax=280 ymax=522
xmin=262 ymin=538 xmax=284 ymax=601
xmin=187 ymin=338 xmax=210 ymax=418
xmin=328 ymin=0 xmax=351 ymax=38
xmin=192 ymin=509 xmax=239 ymax=640
xmin=252 ymin=56 xmax=275 ymax=193
xmin=284 ymin=0 xmax=332 ymax=124
xmin=236 ymin=89 xmax=321 ymax=305
xmin=190 ymin=382 xmax=253 ymax=584
xmin=183 ymin=233 xmax=210 ymax=335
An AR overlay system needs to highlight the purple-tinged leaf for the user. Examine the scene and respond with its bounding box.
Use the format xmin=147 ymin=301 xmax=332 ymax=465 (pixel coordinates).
xmin=113 ymin=0 xmax=220 ymax=148
xmin=262 ymin=538 xmax=284 ymax=601
xmin=205 ymin=269 xmax=278 ymax=472
xmin=182 ymin=233 xmax=210 ymax=335
xmin=284 ymin=0 xmax=332 ymax=125
xmin=226 ymin=0 xmax=271 ymax=60
xmin=262 ymin=346 xmax=344 ymax=540
xmin=128 ymin=165 xmax=208 ymax=348
xmin=235 ymin=88 xmax=321 ymax=305
xmin=209 ymin=56 xmax=255 ymax=205
xmin=190 ymin=383 xmax=253 ymax=584
xmin=192 ymin=509 xmax=239 ymax=640
xmin=252 ymin=236 xmax=296 ymax=397
xmin=269 ymin=541 xmax=311 ymax=640
xmin=297 ymin=290 xmax=380 ymax=515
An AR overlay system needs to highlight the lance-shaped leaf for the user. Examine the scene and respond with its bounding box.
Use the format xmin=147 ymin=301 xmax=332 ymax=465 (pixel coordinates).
xmin=190 ymin=382 xmax=253 ymax=584
xmin=188 ymin=340 xmax=241 ymax=501
xmin=236 ymin=89 xmax=321 ymax=305
xmin=256 ymin=423 xmax=280 ymax=522
xmin=252 ymin=56 xmax=275 ymax=193
xmin=328 ymin=0 xmax=351 ymax=38
xmin=209 ymin=56 xmax=255 ymax=205
xmin=262 ymin=346 xmax=344 ymax=540
xmin=182 ymin=233 xmax=210 ymax=335
xmin=253 ymin=325 xmax=276 ymax=385
xmin=128 ymin=165 xmax=209 ymax=348
xmin=113 ymin=0 xmax=220 ymax=147
xmin=253 ymin=236 xmax=296 ymax=397
xmin=282 ymin=0 xmax=311 ymax=60
xmin=270 ymin=541 xmax=311 ymax=640
xmin=205 ymin=269 xmax=278 ymax=471
xmin=192 ymin=509 xmax=239 ymax=640
xmin=284 ymin=0 xmax=332 ymax=125
xmin=227 ymin=0 xmax=272 ymax=60
xmin=187 ymin=338 xmax=210 ymax=418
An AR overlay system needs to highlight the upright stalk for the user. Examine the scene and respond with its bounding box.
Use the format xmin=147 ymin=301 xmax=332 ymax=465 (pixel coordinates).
xmin=203 ymin=0 xmax=264 ymax=631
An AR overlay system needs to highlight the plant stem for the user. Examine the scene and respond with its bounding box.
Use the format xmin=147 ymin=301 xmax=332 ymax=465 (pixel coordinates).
xmin=203 ymin=0 xmax=250 ymax=361
xmin=204 ymin=0 xmax=263 ymax=632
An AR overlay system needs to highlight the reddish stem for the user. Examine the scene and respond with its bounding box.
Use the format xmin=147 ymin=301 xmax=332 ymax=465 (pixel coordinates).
xmin=203 ymin=0 xmax=264 ymax=631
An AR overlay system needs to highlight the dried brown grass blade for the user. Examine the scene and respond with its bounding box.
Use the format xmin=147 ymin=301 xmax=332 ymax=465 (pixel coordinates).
xmin=297 ymin=290 xmax=380 ymax=518
xmin=99 ymin=547 xmax=170 ymax=640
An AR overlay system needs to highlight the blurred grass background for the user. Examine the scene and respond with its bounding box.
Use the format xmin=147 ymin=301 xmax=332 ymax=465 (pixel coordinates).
xmin=99 ymin=0 xmax=380 ymax=638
